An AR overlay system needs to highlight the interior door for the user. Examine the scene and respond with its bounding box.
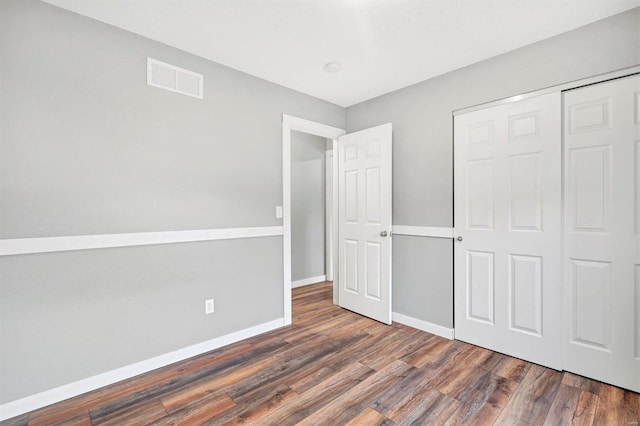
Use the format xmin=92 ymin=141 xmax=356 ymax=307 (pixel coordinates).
xmin=563 ymin=74 xmax=640 ymax=392
xmin=337 ymin=123 xmax=392 ymax=324
xmin=454 ymin=93 xmax=562 ymax=369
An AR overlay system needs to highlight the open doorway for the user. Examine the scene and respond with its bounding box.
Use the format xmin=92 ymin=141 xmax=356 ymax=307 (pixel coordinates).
xmin=283 ymin=115 xmax=393 ymax=326
xmin=282 ymin=115 xmax=345 ymax=325
xmin=290 ymin=131 xmax=332 ymax=288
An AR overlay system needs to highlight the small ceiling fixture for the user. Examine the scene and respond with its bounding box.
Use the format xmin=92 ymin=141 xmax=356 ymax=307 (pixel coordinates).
xmin=324 ymin=61 xmax=342 ymax=73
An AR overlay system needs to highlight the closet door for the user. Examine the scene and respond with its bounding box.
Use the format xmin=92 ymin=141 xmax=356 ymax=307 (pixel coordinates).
xmin=454 ymin=92 xmax=562 ymax=369
xmin=564 ymin=74 xmax=640 ymax=392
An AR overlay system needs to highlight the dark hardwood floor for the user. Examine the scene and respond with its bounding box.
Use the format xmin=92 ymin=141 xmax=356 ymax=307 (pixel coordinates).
xmin=2 ymin=281 xmax=639 ymax=425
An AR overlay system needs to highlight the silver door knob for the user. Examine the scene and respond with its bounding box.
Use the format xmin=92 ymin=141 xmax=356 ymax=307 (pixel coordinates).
xmin=456 ymin=236 xmax=463 ymax=242
xmin=380 ymin=231 xmax=388 ymax=237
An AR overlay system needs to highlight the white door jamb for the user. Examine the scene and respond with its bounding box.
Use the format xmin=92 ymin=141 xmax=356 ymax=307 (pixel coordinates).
xmin=282 ymin=114 xmax=345 ymax=325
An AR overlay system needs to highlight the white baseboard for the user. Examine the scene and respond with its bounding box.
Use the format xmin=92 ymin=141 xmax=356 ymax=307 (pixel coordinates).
xmin=392 ymin=312 xmax=454 ymax=340
xmin=291 ymin=275 xmax=326 ymax=288
xmin=0 ymin=318 xmax=285 ymax=422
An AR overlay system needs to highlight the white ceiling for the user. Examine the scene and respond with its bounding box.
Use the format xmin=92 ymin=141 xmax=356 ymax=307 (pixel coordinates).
xmin=43 ymin=0 xmax=640 ymax=107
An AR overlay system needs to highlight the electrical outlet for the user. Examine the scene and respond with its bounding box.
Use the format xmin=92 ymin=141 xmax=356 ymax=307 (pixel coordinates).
xmin=205 ymin=299 xmax=215 ymax=315
xmin=276 ymin=206 xmax=283 ymax=219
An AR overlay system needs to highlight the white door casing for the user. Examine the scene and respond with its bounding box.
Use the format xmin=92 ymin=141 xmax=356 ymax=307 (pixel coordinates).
xmin=282 ymin=114 xmax=345 ymax=325
xmin=338 ymin=123 xmax=393 ymax=324
xmin=454 ymin=92 xmax=563 ymax=369
xmin=326 ymin=150 xmax=334 ymax=282
xmin=563 ymin=75 xmax=640 ymax=392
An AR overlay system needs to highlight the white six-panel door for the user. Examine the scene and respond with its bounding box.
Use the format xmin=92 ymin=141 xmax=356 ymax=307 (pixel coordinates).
xmin=454 ymin=93 xmax=563 ymax=369
xmin=338 ymin=124 xmax=392 ymax=325
xmin=563 ymin=75 xmax=640 ymax=392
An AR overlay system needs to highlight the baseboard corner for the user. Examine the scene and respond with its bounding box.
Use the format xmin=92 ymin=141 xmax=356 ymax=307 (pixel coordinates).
xmin=392 ymin=312 xmax=454 ymax=340
xmin=291 ymin=275 xmax=326 ymax=288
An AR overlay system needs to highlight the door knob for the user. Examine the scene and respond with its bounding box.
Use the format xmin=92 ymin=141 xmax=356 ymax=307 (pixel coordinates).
xmin=457 ymin=236 xmax=463 ymax=242
xmin=380 ymin=231 xmax=388 ymax=237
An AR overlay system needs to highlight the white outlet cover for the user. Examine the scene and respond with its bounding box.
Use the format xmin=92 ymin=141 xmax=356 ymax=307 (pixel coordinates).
xmin=205 ymin=299 xmax=214 ymax=314
xmin=276 ymin=206 xmax=283 ymax=219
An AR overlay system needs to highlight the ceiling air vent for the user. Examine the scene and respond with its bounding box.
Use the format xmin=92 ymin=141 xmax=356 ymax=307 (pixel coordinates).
xmin=147 ymin=58 xmax=203 ymax=99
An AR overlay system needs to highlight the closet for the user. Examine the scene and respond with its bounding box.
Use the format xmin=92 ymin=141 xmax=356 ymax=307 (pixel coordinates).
xmin=453 ymin=73 xmax=640 ymax=392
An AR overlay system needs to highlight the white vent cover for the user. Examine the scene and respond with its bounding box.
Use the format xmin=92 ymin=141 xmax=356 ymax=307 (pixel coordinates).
xmin=147 ymin=58 xmax=203 ymax=99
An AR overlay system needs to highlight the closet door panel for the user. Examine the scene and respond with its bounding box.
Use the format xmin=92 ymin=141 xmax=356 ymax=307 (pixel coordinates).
xmin=563 ymin=74 xmax=640 ymax=392
xmin=454 ymin=92 xmax=562 ymax=369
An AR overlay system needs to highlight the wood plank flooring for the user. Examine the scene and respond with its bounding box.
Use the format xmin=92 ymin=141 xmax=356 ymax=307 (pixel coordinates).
xmin=2 ymin=282 xmax=639 ymax=425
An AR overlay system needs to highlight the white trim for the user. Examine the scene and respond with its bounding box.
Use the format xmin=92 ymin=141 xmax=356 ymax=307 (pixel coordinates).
xmin=282 ymin=114 xmax=346 ymax=325
xmin=0 ymin=226 xmax=283 ymax=257
xmin=332 ymin=137 xmax=340 ymax=305
xmin=282 ymin=115 xmax=346 ymax=139
xmin=392 ymin=312 xmax=454 ymax=340
xmin=283 ymin=123 xmax=292 ymax=325
xmin=454 ymin=65 xmax=640 ymax=115
xmin=325 ymin=150 xmax=334 ymax=282
xmin=392 ymin=225 xmax=455 ymax=239
xmin=0 ymin=318 xmax=284 ymax=422
xmin=292 ymin=275 xmax=327 ymax=288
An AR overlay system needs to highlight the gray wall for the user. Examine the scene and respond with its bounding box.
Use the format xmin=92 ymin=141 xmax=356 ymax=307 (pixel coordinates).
xmin=0 ymin=1 xmax=344 ymax=238
xmin=0 ymin=238 xmax=282 ymax=402
xmin=291 ymin=131 xmax=327 ymax=282
xmin=347 ymin=7 xmax=640 ymax=328
xmin=0 ymin=0 xmax=344 ymax=403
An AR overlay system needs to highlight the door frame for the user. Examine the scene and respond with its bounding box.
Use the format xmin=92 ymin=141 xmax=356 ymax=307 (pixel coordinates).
xmin=282 ymin=114 xmax=346 ymax=325
xmin=325 ymin=150 xmax=334 ymax=282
